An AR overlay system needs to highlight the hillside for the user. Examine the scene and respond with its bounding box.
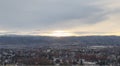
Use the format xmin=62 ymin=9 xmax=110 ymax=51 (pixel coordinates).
xmin=0 ymin=35 xmax=120 ymax=46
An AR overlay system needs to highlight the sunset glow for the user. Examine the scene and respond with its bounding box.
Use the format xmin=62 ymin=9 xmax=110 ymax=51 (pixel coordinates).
xmin=46 ymin=31 xmax=75 ymax=37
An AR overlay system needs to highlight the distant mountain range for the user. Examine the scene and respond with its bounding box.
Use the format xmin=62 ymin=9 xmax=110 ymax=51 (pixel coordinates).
xmin=0 ymin=35 xmax=120 ymax=46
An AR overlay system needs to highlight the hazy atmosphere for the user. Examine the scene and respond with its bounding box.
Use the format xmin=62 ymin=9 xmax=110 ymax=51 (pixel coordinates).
xmin=1 ymin=1 xmax=120 ymax=65
xmin=0 ymin=0 xmax=120 ymax=36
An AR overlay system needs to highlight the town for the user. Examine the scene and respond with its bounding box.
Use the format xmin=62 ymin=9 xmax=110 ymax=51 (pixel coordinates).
xmin=0 ymin=46 xmax=120 ymax=66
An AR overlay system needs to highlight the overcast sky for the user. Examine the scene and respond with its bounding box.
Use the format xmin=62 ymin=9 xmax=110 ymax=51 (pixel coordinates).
xmin=0 ymin=0 xmax=120 ymax=35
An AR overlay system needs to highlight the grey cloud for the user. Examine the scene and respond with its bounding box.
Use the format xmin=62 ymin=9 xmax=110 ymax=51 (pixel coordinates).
xmin=0 ymin=0 xmax=115 ymax=31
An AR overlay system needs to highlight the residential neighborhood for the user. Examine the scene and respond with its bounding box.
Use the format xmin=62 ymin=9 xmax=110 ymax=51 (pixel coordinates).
xmin=0 ymin=46 xmax=120 ymax=66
